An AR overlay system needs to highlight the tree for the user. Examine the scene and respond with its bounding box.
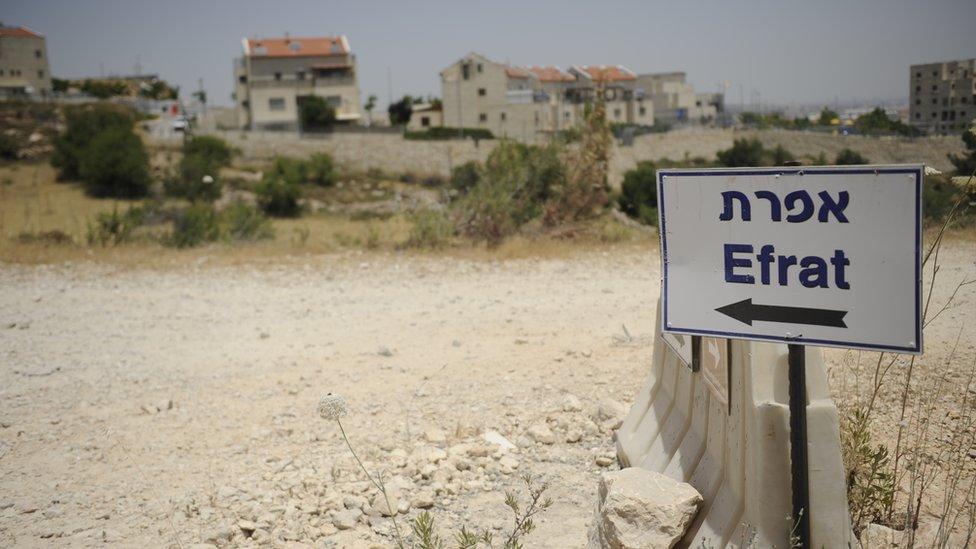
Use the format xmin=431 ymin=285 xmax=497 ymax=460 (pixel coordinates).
xmin=948 ymin=126 xmax=976 ymax=176
xmin=364 ymin=95 xmax=377 ymax=115
xmin=300 ymin=95 xmax=337 ymax=131
xmin=618 ymin=161 xmax=658 ymax=225
xmin=51 ymin=103 xmax=135 ymax=180
xmin=835 ymin=148 xmax=869 ymax=165
xmin=192 ymin=89 xmax=207 ymax=105
xmin=818 ymin=108 xmax=839 ymax=126
xmin=387 ymin=95 xmax=414 ymax=126
xmin=78 ymin=126 xmax=151 ymax=198
xmin=854 ymin=107 xmax=920 ymax=137
xmin=717 ymin=138 xmax=765 ymax=167
xmin=52 ymin=78 xmax=69 ymax=93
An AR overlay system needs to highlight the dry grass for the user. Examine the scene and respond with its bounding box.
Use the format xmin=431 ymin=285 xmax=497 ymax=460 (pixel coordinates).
xmin=0 ymin=160 xmax=655 ymax=268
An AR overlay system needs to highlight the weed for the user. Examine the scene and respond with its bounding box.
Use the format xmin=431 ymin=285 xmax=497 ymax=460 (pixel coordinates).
xmin=86 ymin=206 xmax=144 ymax=246
xmin=405 ymin=209 xmax=453 ymax=249
xmin=166 ymin=204 xmax=220 ymax=248
xmin=222 ymin=201 xmax=273 ymax=242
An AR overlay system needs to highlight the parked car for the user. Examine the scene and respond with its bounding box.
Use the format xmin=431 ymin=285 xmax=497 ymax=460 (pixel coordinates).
xmin=172 ymin=116 xmax=189 ymax=132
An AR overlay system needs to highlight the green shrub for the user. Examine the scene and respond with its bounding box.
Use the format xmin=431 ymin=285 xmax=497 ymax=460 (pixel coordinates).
xmin=405 ymin=209 xmax=453 ymax=249
xmin=924 ymin=174 xmax=975 ymax=224
xmin=0 ymin=133 xmax=19 ymax=160
xmin=51 ymin=103 xmax=134 ymax=180
xmin=167 ymin=204 xmax=220 ymax=248
xmin=770 ymin=144 xmax=795 ymax=166
xmin=450 ymin=161 xmax=481 ymax=195
xmin=165 ymin=135 xmax=235 ymax=202
xmin=255 ymin=176 xmax=302 ymax=217
xmin=618 ymin=161 xmax=659 ymax=226
xmin=835 ymin=148 xmax=869 ymax=165
xmin=222 ymin=201 xmax=274 ymax=241
xmin=717 ymin=138 xmax=765 ymax=167
xmin=454 ymin=176 xmax=518 ymax=246
xmin=948 ymin=126 xmax=976 ymax=177
xmin=78 ymin=126 xmax=150 ymax=198
xmin=184 ymin=135 xmax=233 ymax=167
xmin=268 ymin=153 xmax=337 ymax=187
xmin=86 ymin=206 xmax=145 ymax=246
xmin=306 ymin=153 xmax=337 ymax=186
xmin=854 ymin=107 xmax=920 ymax=137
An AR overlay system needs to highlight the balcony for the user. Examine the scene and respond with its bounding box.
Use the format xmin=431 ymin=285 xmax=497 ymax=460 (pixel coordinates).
xmin=506 ymin=89 xmax=551 ymax=104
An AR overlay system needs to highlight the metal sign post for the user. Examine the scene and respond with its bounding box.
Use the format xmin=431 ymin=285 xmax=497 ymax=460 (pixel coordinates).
xmin=788 ymin=344 xmax=810 ymax=548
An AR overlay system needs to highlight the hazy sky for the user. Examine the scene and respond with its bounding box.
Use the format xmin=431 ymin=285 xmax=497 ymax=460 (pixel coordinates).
xmin=5 ymin=0 xmax=976 ymax=109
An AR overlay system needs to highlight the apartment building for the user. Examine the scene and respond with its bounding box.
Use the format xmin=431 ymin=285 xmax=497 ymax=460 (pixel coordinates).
xmin=909 ymin=58 xmax=976 ymax=135
xmin=440 ymin=52 xmax=652 ymax=141
xmin=636 ymin=72 xmax=720 ymax=125
xmin=0 ymin=25 xmax=52 ymax=98
xmin=234 ymin=35 xmax=362 ymax=130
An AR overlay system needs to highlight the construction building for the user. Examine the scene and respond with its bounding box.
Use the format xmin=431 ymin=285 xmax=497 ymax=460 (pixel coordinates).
xmin=234 ymin=34 xmax=362 ymax=130
xmin=909 ymin=58 xmax=976 ymax=135
xmin=440 ymin=52 xmax=653 ymax=141
xmin=0 ymin=25 xmax=52 ymax=98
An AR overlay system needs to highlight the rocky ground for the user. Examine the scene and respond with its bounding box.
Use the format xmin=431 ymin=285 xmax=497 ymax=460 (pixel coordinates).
xmin=0 ymin=238 xmax=972 ymax=548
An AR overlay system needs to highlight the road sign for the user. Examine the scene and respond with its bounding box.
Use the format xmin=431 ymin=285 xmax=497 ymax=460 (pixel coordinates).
xmin=658 ymin=165 xmax=922 ymax=354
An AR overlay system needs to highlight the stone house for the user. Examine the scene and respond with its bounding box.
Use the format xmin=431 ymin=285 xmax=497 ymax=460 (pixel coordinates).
xmin=0 ymin=25 xmax=51 ymax=98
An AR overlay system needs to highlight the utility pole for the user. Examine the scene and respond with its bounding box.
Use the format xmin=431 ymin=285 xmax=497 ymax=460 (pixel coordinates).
xmin=457 ymin=62 xmax=463 ymax=138
xmin=387 ymin=67 xmax=393 ymax=112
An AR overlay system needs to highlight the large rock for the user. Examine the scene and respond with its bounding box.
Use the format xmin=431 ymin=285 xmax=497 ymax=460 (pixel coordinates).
xmin=588 ymin=468 xmax=702 ymax=549
xmin=860 ymin=523 xmax=903 ymax=548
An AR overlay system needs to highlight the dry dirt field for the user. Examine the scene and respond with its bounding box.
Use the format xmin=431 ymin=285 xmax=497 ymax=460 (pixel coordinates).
xmin=1 ymin=234 xmax=974 ymax=548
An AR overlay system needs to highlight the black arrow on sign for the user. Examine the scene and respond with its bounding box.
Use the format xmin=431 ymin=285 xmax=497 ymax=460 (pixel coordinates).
xmin=715 ymin=298 xmax=848 ymax=328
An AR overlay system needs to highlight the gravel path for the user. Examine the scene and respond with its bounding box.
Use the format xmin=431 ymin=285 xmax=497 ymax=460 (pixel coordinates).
xmin=0 ymin=239 xmax=972 ymax=547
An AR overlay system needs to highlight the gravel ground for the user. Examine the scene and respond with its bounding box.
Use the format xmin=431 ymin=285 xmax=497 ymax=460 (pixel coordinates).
xmin=0 ymin=239 xmax=973 ymax=547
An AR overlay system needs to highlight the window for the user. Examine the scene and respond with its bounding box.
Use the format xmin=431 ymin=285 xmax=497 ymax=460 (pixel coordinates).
xmin=269 ymin=97 xmax=285 ymax=111
xmin=0 ymin=69 xmax=4 ymax=76
xmin=478 ymin=113 xmax=487 ymax=122
xmin=932 ymin=98 xmax=937 ymax=105
xmin=500 ymin=112 xmax=506 ymax=121
xmin=613 ymin=108 xmax=621 ymax=118
xmin=915 ymin=113 xmax=921 ymax=119
xmin=932 ymin=84 xmax=938 ymax=92
xmin=421 ymin=116 xmax=430 ymax=127
xmin=238 ymin=75 xmax=247 ymax=83
xmin=916 ymin=86 xmax=921 ymax=92
xmin=35 ymin=49 xmax=42 ymax=59
xmin=916 ymin=72 xmax=921 ymax=78
xmin=274 ymin=72 xmax=282 ymax=81
xmin=963 ymin=97 xmax=969 ymax=104
xmin=38 ymin=70 xmax=44 ymax=78
xmin=915 ymin=99 xmax=920 ymax=105
xmin=932 ymin=112 xmax=937 ymax=118
xmin=933 ymin=71 xmax=938 ymax=77
xmin=477 ymin=63 xmax=483 ymax=73
xmin=325 ymin=95 xmax=342 ymax=107
xmin=478 ymin=88 xmax=486 ymax=97
xmin=639 ymin=106 xmax=646 ymax=116
xmin=242 ymin=100 xmax=250 ymax=108
xmin=297 ymin=71 xmax=305 ymax=80
xmin=462 ymin=63 xmax=470 ymax=80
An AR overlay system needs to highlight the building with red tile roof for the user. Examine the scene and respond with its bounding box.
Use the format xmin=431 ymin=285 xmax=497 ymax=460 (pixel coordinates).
xmin=0 ymin=25 xmax=51 ymax=97
xmin=234 ymin=34 xmax=361 ymax=130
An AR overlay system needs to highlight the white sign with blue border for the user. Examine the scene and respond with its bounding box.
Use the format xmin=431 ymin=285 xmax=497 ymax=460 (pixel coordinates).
xmin=658 ymin=165 xmax=923 ymax=354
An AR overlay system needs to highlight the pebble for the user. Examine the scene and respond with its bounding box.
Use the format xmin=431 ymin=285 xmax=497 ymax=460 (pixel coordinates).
xmin=595 ymin=455 xmax=615 ymax=467
xmin=562 ymin=394 xmax=584 ymax=412
xmin=332 ymin=508 xmax=362 ymax=530
xmin=424 ymin=427 xmax=447 ymax=444
xmin=526 ymin=423 xmax=556 ymax=445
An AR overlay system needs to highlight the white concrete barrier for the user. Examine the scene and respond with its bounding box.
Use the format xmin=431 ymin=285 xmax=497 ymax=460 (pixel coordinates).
xmin=616 ymin=299 xmax=852 ymax=547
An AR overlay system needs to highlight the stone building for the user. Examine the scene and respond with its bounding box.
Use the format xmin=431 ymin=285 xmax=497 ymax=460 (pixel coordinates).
xmin=636 ymin=72 xmax=720 ymax=125
xmin=909 ymin=58 xmax=976 ymax=135
xmin=234 ymin=35 xmax=362 ymax=130
xmin=440 ymin=52 xmax=652 ymax=141
xmin=0 ymin=25 xmax=51 ymax=98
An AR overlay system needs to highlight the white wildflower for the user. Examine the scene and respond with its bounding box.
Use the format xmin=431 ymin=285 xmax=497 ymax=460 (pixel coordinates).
xmin=924 ymin=166 xmax=942 ymax=176
xmin=318 ymin=393 xmax=348 ymax=420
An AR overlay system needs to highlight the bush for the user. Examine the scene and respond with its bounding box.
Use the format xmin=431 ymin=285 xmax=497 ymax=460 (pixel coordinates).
xmin=923 ymin=174 xmax=975 ymax=224
xmin=305 ymin=153 xmax=337 ymax=186
xmin=0 ymin=133 xmax=19 ymax=160
xmin=854 ymin=107 xmax=920 ymax=137
xmin=948 ymin=126 xmax=976 ymax=177
xmin=405 ymin=209 xmax=453 ymax=249
xmin=404 ymin=127 xmax=494 ymax=141
xmin=450 ymin=161 xmax=481 ymax=194
xmin=255 ymin=176 xmax=302 ymax=217
xmin=454 ymin=176 xmax=519 ymax=246
xmin=184 ymin=135 xmax=233 ymax=167
xmin=770 ymin=144 xmax=795 ymax=166
xmin=78 ymin=126 xmax=151 ymax=198
xmin=835 ymin=148 xmax=869 ymax=165
xmin=717 ymin=138 xmax=765 ymax=167
xmin=51 ymin=103 xmax=134 ymax=180
xmin=618 ymin=161 xmax=658 ymax=226
xmin=167 ymin=204 xmax=220 ymax=248
xmin=86 ymin=206 xmax=145 ymax=246
xmin=222 ymin=201 xmax=274 ymax=241
xmin=266 ymin=154 xmax=336 ymax=187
